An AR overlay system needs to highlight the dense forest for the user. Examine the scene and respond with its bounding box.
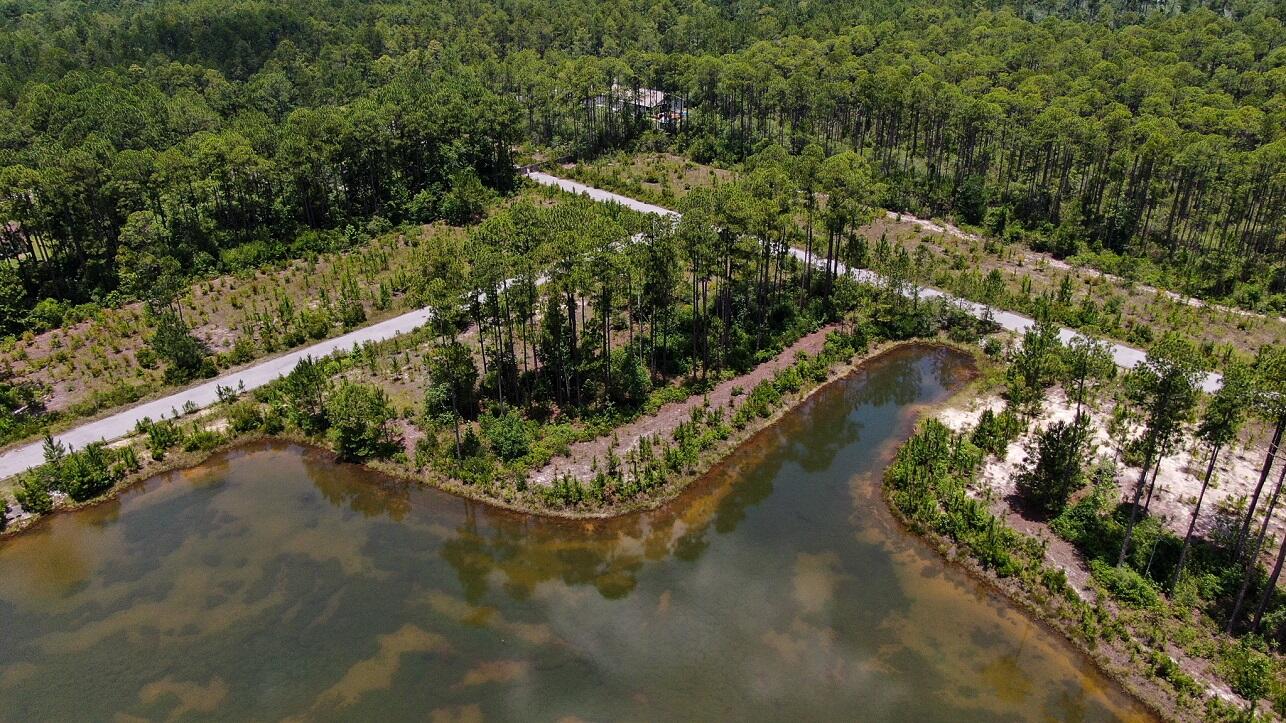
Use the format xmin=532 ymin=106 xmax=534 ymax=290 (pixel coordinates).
xmin=2 ymin=0 xmax=1286 ymax=334
xmin=511 ymin=6 xmax=1286 ymax=309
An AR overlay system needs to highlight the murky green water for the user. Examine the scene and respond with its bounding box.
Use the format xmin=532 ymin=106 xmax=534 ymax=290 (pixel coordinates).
xmin=0 ymin=345 xmax=1151 ymax=721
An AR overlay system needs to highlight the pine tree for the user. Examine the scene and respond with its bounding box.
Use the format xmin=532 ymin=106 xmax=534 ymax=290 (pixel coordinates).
xmin=1117 ymin=336 xmax=1202 ymax=568
xmin=1171 ymin=362 xmax=1251 ymax=591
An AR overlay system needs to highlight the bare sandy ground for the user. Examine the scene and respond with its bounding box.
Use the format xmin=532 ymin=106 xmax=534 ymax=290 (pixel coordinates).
xmin=527 ymin=328 xmax=834 ymax=487
xmin=938 ymin=390 xmax=1282 ymax=572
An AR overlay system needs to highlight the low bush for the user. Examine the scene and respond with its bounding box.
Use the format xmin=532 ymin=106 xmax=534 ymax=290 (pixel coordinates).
xmin=1149 ymin=651 xmax=1203 ymax=698
xmin=14 ymin=476 xmax=53 ymax=514
xmin=483 ymin=410 xmax=531 ymax=462
xmin=183 ymin=428 xmax=224 ymax=453
xmin=1089 ymin=559 xmax=1161 ymax=609
xmin=227 ymin=400 xmax=264 ymax=433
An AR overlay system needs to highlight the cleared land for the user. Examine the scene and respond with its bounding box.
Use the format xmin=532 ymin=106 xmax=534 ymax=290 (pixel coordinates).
xmin=527 ymin=326 xmax=833 ymax=486
xmin=2 ymin=224 xmax=463 ymax=422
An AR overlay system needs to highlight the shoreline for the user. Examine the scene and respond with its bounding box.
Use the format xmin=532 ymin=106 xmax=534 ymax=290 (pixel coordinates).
xmin=882 ymin=486 xmax=1177 ymax=721
xmin=2 ymin=336 xmax=949 ymax=537
xmin=833 ymin=376 xmax=1168 ymax=721
xmin=0 ymin=337 xmax=1165 ymax=719
xmin=877 ymin=400 xmax=1183 ymax=720
xmin=372 ymin=338 xmax=983 ymax=520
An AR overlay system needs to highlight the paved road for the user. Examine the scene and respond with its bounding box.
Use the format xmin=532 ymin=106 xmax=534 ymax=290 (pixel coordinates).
xmin=0 ymin=172 xmax=648 ymax=481
xmin=526 ymin=171 xmax=682 ymax=219
xmin=0 ymin=172 xmax=650 ymax=481
xmin=524 ymin=170 xmax=1222 ymax=394
xmin=886 ymin=209 xmax=1284 ymax=324
xmin=0 ymin=309 xmax=433 ymax=480
xmin=0 ymin=170 xmax=1220 ymax=481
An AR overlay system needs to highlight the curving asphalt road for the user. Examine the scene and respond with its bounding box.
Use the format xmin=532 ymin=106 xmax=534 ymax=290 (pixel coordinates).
xmin=526 ymin=170 xmax=1222 ymax=394
xmin=0 ymin=309 xmax=433 ymax=480
xmin=526 ymin=171 xmax=682 ymax=219
xmin=0 ymin=170 xmax=1220 ymax=481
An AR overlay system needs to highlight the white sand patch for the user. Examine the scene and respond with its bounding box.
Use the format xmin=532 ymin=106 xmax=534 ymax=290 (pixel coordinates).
xmin=940 ymin=388 xmax=1281 ymax=547
xmin=976 ymin=431 xmax=1026 ymax=502
xmin=1140 ymin=425 xmax=1282 ymax=548
xmin=951 ymin=389 xmax=1108 ymax=504
xmin=936 ymin=395 xmax=1003 ymax=434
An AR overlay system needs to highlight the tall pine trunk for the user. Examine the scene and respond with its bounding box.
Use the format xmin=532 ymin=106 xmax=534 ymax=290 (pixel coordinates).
xmin=1171 ymin=443 xmax=1221 ymax=590
xmin=1229 ymin=462 xmax=1286 ymax=632
xmin=1118 ymin=448 xmax=1156 ymax=567
xmin=1234 ymin=418 xmax=1285 ymax=560
xmin=1253 ymin=530 xmax=1286 ymax=632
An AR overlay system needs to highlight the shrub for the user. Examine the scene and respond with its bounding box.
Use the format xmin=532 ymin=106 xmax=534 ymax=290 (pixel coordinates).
xmin=1089 ymin=559 xmax=1160 ymax=609
xmin=260 ymin=405 xmax=285 ymax=434
xmin=452 ymin=453 xmax=495 ymax=485
xmin=0 ymin=376 xmax=41 ymax=445
xmin=280 ymin=356 xmax=329 ymax=433
xmin=149 ymin=308 xmax=213 ymax=384
xmin=68 ymin=382 xmax=146 ymax=417
xmin=1016 ymin=419 xmax=1088 ymax=516
xmin=142 ymin=419 xmax=184 ymax=460
xmin=27 ymin=298 xmax=69 ymax=331
xmin=325 ymin=382 xmax=399 ymax=461
xmin=608 ymin=350 xmax=652 ymax=408
xmin=1220 ymin=640 xmax=1274 ymax=705
xmin=337 ymin=291 xmax=366 ymax=329
xmin=1050 ymin=460 xmax=1120 ymax=556
xmin=982 ymin=337 xmax=1004 ymax=358
xmin=183 ymin=428 xmax=224 ymax=452
xmin=291 ymin=229 xmax=344 ymax=255
xmin=460 ymin=427 xmax=482 ymax=458
xmin=1004 ymin=320 xmax=1063 ymax=415
xmin=483 ymin=411 xmax=531 ymax=462
xmin=643 ymin=384 xmax=689 ymax=415
xmin=224 ymin=337 xmax=256 ymax=365
xmin=116 ymin=446 xmax=140 ymax=473
xmin=227 ymin=400 xmax=263 ymax=433
xmin=57 ymin=442 xmax=120 ymax=501
xmin=773 ymin=365 xmax=803 ymax=394
xmin=413 ymin=435 xmax=438 ymax=468
xmin=744 ymin=380 xmax=782 ymax=418
xmin=14 ymin=476 xmax=52 ymax=514
xmin=543 ymin=474 xmax=586 ymax=507
xmin=1149 ymin=651 xmax=1203 ymax=698
xmin=440 ymin=170 xmax=492 ymax=225
xmin=216 ymin=384 xmax=240 ymax=405
xmin=221 ymin=239 xmax=285 ymax=269
xmin=971 ymin=407 xmax=1019 ymax=457
xmin=299 ymin=308 xmax=332 ymax=340
xmin=135 ymin=348 xmax=158 ymax=369
xmin=407 ymin=186 xmax=442 ymax=222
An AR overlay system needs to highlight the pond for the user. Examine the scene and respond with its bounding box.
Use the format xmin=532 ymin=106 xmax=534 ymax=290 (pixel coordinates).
xmin=0 ymin=345 xmax=1151 ymax=721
